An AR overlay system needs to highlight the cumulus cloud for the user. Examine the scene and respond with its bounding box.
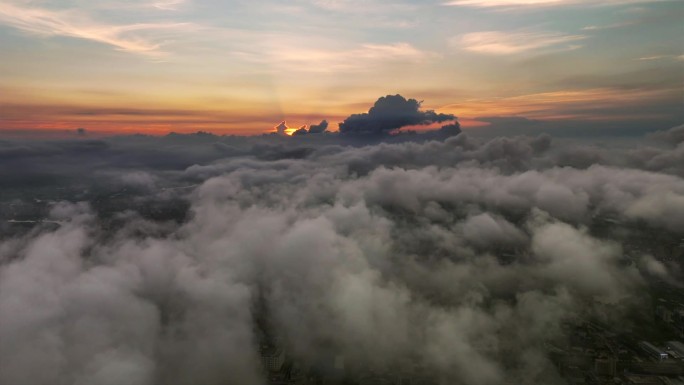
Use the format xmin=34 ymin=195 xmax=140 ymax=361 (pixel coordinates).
xmin=291 ymin=127 xmax=308 ymax=136
xmin=339 ymin=94 xmax=456 ymax=135
xmin=649 ymin=123 xmax=684 ymax=144
xmin=291 ymin=121 xmax=328 ymax=136
xmin=0 ymin=123 xmax=683 ymax=384
xmin=307 ymin=119 xmax=329 ymax=134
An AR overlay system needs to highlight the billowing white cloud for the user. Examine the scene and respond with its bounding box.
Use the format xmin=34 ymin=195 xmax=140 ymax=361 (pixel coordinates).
xmin=0 ymin=117 xmax=683 ymax=385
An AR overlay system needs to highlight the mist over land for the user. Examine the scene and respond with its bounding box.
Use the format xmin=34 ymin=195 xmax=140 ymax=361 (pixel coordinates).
xmin=1 ymin=94 xmax=683 ymax=384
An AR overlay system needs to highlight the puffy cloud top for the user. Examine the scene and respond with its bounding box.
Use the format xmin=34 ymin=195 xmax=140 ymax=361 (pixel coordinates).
xmin=1 ymin=121 xmax=683 ymax=385
xmin=307 ymin=120 xmax=329 ymax=134
xmin=339 ymin=94 xmax=456 ymax=135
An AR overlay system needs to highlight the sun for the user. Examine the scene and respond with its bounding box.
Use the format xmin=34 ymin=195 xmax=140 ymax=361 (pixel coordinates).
xmin=273 ymin=121 xmax=304 ymax=136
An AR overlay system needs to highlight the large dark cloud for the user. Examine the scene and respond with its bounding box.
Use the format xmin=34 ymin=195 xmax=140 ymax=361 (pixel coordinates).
xmin=339 ymin=94 xmax=456 ymax=135
xmin=0 ymin=122 xmax=683 ymax=385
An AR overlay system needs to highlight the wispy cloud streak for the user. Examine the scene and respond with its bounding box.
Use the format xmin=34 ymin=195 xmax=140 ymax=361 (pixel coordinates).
xmin=581 ymin=20 xmax=639 ymax=30
xmin=443 ymin=0 xmax=664 ymax=8
xmin=245 ymin=39 xmax=430 ymax=72
xmin=456 ymin=30 xmax=586 ymax=55
xmin=441 ymin=87 xmax=679 ymax=120
xmin=150 ymin=0 xmax=187 ymax=11
xmin=0 ymin=3 xmax=191 ymax=55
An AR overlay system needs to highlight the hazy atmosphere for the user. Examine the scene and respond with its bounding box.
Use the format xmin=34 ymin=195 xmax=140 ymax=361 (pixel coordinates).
xmin=1 ymin=1 xmax=683 ymax=385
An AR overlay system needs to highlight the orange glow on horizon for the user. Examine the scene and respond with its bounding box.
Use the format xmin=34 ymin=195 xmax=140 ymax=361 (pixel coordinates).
xmin=1 ymin=86 xmax=678 ymax=138
xmin=439 ymin=87 xmax=680 ymax=122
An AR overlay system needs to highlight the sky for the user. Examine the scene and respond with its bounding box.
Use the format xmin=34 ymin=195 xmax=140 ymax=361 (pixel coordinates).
xmin=0 ymin=0 xmax=682 ymax=135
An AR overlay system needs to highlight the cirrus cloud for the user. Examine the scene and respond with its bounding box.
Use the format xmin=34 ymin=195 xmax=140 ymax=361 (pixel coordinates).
xmin=0 ymin=2 xmax=194 ymax=56
xmin=443 ymin=0 xmax=666 ymax=8
xmin=455 ymin=30 xmax=586 ymax=55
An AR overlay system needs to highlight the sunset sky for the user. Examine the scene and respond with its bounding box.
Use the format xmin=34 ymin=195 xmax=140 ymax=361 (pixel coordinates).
xmin=1 ymin=0 xmax=682 ymax=135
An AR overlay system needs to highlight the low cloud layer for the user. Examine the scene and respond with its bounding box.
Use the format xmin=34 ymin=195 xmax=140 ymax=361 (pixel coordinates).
xmin=0 ymin=123 xmax=683 ymax=384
